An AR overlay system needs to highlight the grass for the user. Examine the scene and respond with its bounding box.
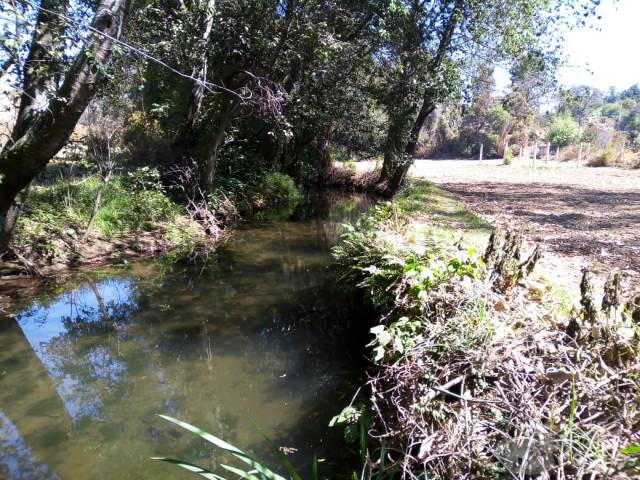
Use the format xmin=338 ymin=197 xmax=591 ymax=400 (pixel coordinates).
xmin=13 ymin=167 xmax=303 ymax=265
xmin=12 ymin=170 xmax=199 ymax=263
xmin=330 ymin=178 xmax=640 ymax=479
xmin=153 ymin=415 xmax=314 ymax=480
xmin=18 ymin=173 xmax=182 ymax=239
xmin=392 ymin=180 xmax=492 ymax=249
xmin=153 ymin=414 xmax=395 ymax=480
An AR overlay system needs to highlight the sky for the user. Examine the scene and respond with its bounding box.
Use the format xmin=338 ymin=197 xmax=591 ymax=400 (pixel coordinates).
xmin=558 ymin=0 xmax=640 ymax=91
xmin=495 ymin=0 xmax=640 ymax=94
xmin=2 ymin=0 xmax=638 ymax=95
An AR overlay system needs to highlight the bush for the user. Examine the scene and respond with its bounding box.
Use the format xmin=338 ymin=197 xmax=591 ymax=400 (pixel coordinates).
xmin=122 ymin=111 xmax=172 ymax=166
xmin=588 ymin=148 xmax=615 ymax=167
xmin=548 ymin=114 xmax=581 ymax=147
xmin=260 ymin=172 xmax=302 ymax=205
xmin=503 ymin=147 xmax=513 ymax=165
xmin=332 ymin=192 xmax=640 ymax=479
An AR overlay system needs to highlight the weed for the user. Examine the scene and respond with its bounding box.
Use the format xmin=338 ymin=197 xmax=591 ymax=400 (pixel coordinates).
xmin=503 ymin=147 xmax=513 ymax=165
xmin=331 ymin=180 xmax=640 ymax=479
xmin=345 ymin=160 xmax=357 ymax=172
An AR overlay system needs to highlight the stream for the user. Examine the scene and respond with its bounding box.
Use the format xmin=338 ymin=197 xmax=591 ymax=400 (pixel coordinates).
xmin=0 ymin=191 xmax=375 ymax=480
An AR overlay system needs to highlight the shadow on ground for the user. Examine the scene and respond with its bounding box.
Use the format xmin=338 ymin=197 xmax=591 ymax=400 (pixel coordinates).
xmin=441 ymin=182 xmax=640 ymax=282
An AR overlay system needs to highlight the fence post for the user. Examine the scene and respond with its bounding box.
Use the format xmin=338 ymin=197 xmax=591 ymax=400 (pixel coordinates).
xmin=577 ymin=143 xmax=583 ymax=168
xmin=546 ymin=142 xmax=550 ymax=162
xmin=479 ymin=143 xmax=484 ymax=161
xmin=556 ymin=145 xmax=560 ymax=161
xmin=532 ymin=141 xmax=538 ymax=168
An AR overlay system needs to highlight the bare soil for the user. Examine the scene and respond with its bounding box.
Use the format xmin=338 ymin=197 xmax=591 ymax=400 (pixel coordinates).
xmin=361 ymin=159 xmax=640 ymax=296
xmin=420 ymin=159 xmax=640 ymax=296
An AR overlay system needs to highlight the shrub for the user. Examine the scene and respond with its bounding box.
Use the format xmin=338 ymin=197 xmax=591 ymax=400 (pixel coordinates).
xmin=588 ymin=148 xmax=615 ymax=167
xmin=503 ymin=147 xmax=513 ymax=165
xmin=332 ymin=198 xmax=640 ymax=479
xmin=122 ymin=111 xmax=172 ymax=166
xmin=260 ymin=172 xmax=302 ymax=205
xmin=548 ymin=114 xmax=581 ymax=147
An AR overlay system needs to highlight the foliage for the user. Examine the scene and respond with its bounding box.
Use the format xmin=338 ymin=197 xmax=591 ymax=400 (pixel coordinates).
xmin=260 ymin=172 xmax=302 ymax=206
xmin=547 ymin=114 xmax=582 ymax=147
xmin=503 ymin=147 xmax=513 ymax=165
xmin=153 ymin=414 xmax=298 ymax=480
xmin=18 ymin=170 xmax=179 ymax=239
xmin=12 ymin=168 xmax=194 ymax=262
xmin=332 ymin=181 xmax=640 ymax=479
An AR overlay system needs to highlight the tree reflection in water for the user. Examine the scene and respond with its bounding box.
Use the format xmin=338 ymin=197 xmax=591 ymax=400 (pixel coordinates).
xmin=0 ymin=192 xmax=375 ymax=479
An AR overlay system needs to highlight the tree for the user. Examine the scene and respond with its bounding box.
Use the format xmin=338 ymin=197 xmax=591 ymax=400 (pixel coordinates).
xmin=375 ymin=0 xmax=588 ymax=194
xmin=502 ymin=50 xmax=558 ymax=155
xmin=487 ymin=105 xmax=513 ymax=157
xmin=126 ymin=0 xmax=382 ymax=189
xmin=558 ymin=85 xmax=604 ymax=124
xmin=547 ymin=114 xmax=581 ymax=147
xmin=455 ymin=64 xmax=498 ymax=155
xmin=0 ymin=0 xmax=132 ymax=251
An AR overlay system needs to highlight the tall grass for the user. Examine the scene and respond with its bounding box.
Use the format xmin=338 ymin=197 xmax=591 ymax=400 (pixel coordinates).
xmin=152 ymin=414 xmax=396 ymax=480
xmin=152 ymin=415 xmax=315 ymax=480
xmin=18 ymin=172 xmax=181 ymax=239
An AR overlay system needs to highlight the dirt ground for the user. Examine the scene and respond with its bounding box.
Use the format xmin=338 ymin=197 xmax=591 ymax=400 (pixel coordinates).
xmin=361 ymin=158 xmax=640 ymax=297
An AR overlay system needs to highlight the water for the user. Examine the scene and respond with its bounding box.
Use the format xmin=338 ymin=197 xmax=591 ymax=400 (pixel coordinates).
xmin=0 ymin=192 xmax=375 ymax=480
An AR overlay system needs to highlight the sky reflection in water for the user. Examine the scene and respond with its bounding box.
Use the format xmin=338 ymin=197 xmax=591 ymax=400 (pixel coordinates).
xmin=0 ymin=192 xmax=374 ymax=480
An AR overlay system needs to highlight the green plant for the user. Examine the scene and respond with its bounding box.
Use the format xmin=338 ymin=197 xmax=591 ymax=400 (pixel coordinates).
xmin=345 ymin=160 xmax=357 ymax=172
xmin=153 ymin=415 xmax=313 ymax=480
xmin=589 ymin=147 xmax=615 ymax=167
xmin=503 ymin=147 xmax=513 ymax=165
xmin=547 ymin=114 xmax=581 ymax=147
xmin=370 ymin=317 xmax=423 ymax=361
xmin=260 ymin=172 xmax=303 ymax=205
xmin=152 ymin=412 xmax=396 ymax=480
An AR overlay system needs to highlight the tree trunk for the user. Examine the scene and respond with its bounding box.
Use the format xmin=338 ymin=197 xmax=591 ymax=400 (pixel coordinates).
xmin=405 ymin=92 xmax=437 ymax=157
xmin=12 ymin=0 xmax=70 ymax=141
xmin=0 ymin=0 xmax=132 ymax=251
xmin=377 ymin=0 xmax=463 ymax=195
xmin=0 ymin=187 xmax=29 ymax=252
xmin=175 ymin=0 xmax=216 ymax=141
xmin=199 ymin=99 xmax=239 ymax=191
xmin=377 ymin=103 xmax=418 ymax=195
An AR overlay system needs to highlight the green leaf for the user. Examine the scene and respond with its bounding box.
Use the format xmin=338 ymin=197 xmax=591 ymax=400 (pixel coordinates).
xmin=311 ymin=454 xmax=318 ymax=480
xmin=373 ymin=345 xmax=385 ymax=362
xmin=344 ymin=424 xmax=359 ymax=444
xmin=151 ymin=457 xmax=224 ymax=479
xmin=621 ymin=443 xmax=640 ymax=456
xmin=250 ymin=420 xmax=302 ymax=480
xmin=158 ymin=415 xmax=287 ymax=480
xmin=220 ymin=464 xmax=261 ymax=480
xmin=329 ymin=406 xmax=359 ymax=427
xmin=376 ymin=444 xmax=386 ymax=480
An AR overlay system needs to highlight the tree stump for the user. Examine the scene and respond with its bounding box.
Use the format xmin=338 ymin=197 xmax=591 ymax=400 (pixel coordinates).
xmin=483 ymin=228 xmax=541 ymax=292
